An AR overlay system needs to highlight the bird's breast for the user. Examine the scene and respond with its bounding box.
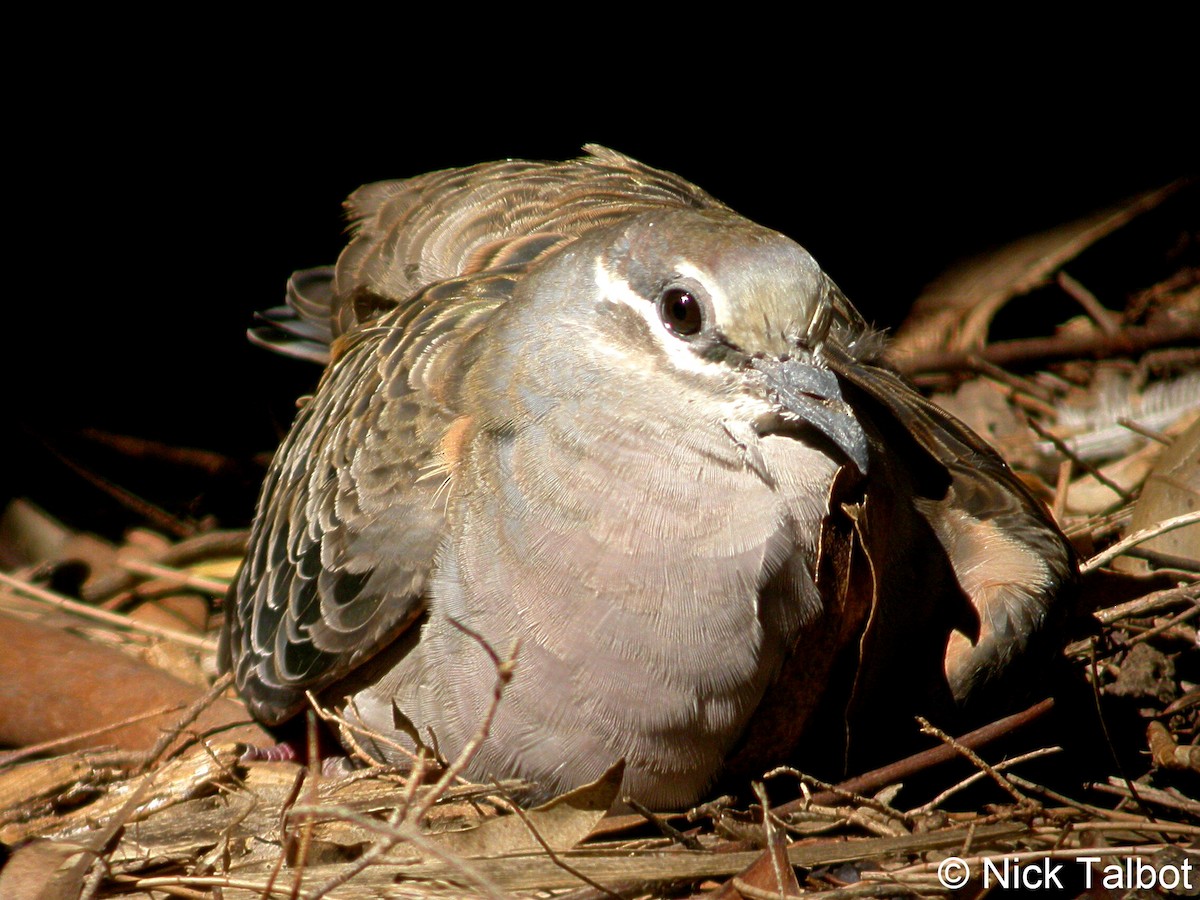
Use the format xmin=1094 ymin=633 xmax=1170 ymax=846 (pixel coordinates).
xmin=374 ymin=399 xmax=845 ymax=804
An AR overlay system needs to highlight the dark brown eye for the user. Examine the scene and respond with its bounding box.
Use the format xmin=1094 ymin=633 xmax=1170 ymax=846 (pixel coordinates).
xmin=658 ymin=288 xmax=703 ymax=337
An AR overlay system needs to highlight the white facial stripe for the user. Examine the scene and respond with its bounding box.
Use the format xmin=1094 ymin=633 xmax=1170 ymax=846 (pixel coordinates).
xmin=672 ymin=260 xmax=731 ymax=325
xmin=592 ymin=259 xmax=722 ymax=377
xmin=592 ymin=258 xmax=778 ymax=421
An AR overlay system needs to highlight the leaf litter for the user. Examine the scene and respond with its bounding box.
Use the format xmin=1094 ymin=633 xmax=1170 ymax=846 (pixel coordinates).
xmin=0 ymin=181 xmax=1196 ymax=899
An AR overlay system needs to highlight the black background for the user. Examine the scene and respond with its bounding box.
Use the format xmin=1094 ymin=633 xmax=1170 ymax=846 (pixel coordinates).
xmin=7 ymin=51 xmax=1193 ymax=537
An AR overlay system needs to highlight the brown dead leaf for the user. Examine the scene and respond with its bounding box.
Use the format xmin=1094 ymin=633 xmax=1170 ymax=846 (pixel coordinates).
xmin=418 ymin=758 xmax=623 ymax=860
xmin=1130 ymin=415 xmax=1200 ymax=565
xmin=891 ymin=182 xmax=1184 ymax=367
xmin=0 ymin=839 xmax=95 ymax=900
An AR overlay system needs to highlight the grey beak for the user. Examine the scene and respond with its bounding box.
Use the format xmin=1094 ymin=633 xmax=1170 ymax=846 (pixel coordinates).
xmin=751 ymin=355 xmax=870 ymax=475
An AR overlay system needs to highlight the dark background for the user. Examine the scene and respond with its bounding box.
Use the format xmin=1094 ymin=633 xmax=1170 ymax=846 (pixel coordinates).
xmin=7 ymin=64 xmax=1193 ymax=539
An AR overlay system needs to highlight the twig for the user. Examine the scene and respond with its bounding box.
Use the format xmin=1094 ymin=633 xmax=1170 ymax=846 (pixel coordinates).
xmin=916 ymin=717 xmax=1033 ymax=808
xmin=304 ymin=623 xmax=518 ymax=900
xmin=906 ymin=747 xmax=1062 ymax=815
xmin=1117 ymin=417 xmax=1172 ymax=445
xmin=968 ymin=355 xmax=1056 ymax=402
xmin=0 ymin=570 xmax=216 ymax=650
xmin=1095 ymin=582 xmax=1200 ymax=624
xmin=506 ymin=792 xmax=624 ymax=899
xmin=625 ymin=798 xmax=704 ymax=850
xmin=1025 ymin=417 xmax=1135 ymax=504
xmin=123 ymin=875 xmax=316 ymax=898
xmin=896 ymin=319 xmax=1200 ymax=376
xmin=1050 ymin=819 xmax=1200 ymax=837
xmin=307 ymin=691 xmax=439 ymax=771
xmin=289 ymin=802 xmax=506 ymax=900
xmin=1003 ymin=772 xmax=1129 ymax=821
xmin=1087 ymin=642 xmax=1154 ymax=821
xmin=775 ymin=698 xmax=1054 ymax=815
xmin=1142 ymin=724 xmax=1200 ymax=772
xmin=1065 ymin=505 xmax=1131 ymax=540
xmin=1081 ymin=511 xmax=1200 ymax=574
xmin=407 ymin=622 xmax=517 ymax=824
xmin=0 ymin=705 xmax=182 ymax=767
xmin=31 ymin=431 xmax=198 ymax=538
xmin=286 ymin=713 xmax=322 ymax=900
xmin=753 ymin=781 xmax=791 ymax=900
xmin=1090 ymin=781 xmax=1200 ymax=816
xmin=765 ymin=768 xmax=913 ymax=829
xmin=1057 ymin=271 xmax=1119 ymax=336
xmin=139 ymin=673 xmax=235 ymax=772
xmin=79 ymin=427 xmax=243 ymax=475
xmin=83 ymin=529 xmax=248 ymax=604
xmin=1126 ymin=602 xmax=1200 ymax=646
xmin=117 ymin=557 xmax=231 ymax=596
xmin=1052 ymin=459 xmax=1072 ymax=525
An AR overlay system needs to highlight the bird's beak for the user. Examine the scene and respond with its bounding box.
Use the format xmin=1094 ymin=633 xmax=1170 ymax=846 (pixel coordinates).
xmin=750 ymin=355 xmax=870 ymax=475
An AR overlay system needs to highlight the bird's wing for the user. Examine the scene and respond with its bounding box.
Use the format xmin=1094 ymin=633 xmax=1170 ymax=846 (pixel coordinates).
xmin=247 ymin=146 xmax=725 ymax=364
xmin=224 ymin=148 xmax=728 ymax=723
xmin=333 ymin=145 xmax=725 ymax=338
xmin=827 ymin=348 xmax=1078 ymax=703
xmin=220 ymin=273 xmax=516 ymax=723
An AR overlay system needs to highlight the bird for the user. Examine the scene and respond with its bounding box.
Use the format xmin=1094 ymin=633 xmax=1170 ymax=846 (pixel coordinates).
xmin=220 ymin=146 xmax=1076 ymax=809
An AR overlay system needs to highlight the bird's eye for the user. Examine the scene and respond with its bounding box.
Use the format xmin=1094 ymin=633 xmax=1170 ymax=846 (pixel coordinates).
xmin=658 ymin=288 xmax=703 ymax=338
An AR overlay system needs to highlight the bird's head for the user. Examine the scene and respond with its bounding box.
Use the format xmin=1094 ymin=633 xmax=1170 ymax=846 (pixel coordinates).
xmin=506 ymin=207 xmax=871 ymax=474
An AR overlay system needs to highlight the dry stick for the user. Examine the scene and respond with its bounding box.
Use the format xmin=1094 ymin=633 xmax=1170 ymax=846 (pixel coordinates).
xmin=625 ymin=798 xmax=704 ymax=851
xmin=1117 ymin=417 xmax=1173 ymax=445
xmin=775 ymin=698 xmax=1054 ymax=816
xmin=79 ymin=427 xmax=242 ymax=475
xmin=122 ymin=885 xmax=209 ymax=900
xmin=751 ymin=781 xmax=791 ymax=900
xmin=136 ymin=672 xmax=235 ymax=771
xmin=1127 ymin=602 xmax=1200 ymax=646
xmin=0 ymin=570 xmax=215 ymax=650
xmin=1009 ymin=390 xmax=1062 ymax=419
xmin=1047 ymin=820 xmax=1200 ymax=838
xmin=1124 ymin=546 xmax=1200 ymax=573
xmin=1086 ymin=641 xmax=1154 ymax=822
xmin=1025 ymin=417 xmax=1136 ymax=504
xmin=84 ymin=528 xmax=249 ymax=604
xmin=897 ymin=318 xmax=1200 ymax=376
xmin=79 ymin=852 xmax=111 ymax=900
xmin=71 ymin=748 xmax=178 ymax=900
xmin=409 ymin=622 xmax=518 ymax=824
xmin=1095 ymin=582 xmax=1200 ymax=625
xmin=32 ymin=432 xmax=198 ymax=538
xmin=503 ymin=793 xmax=624 ymax=900
xmin=916 ymin=717 xmax=1033 ymax=808
xmin=970 ymin=354 xmax=1057 ymax=402
xmin=1052 ymin=459 xmax=1072 ymax=526
xmin=287 ymin=802 xmax=506 ymax=900
xmin=128 ymin=875 xmax=313 ymax=898
xmin=1003 ymin=771 xmax=1130 ymax=821
xmin=117 ymin=557 xmax=231 ymax=596
xmin=287 ymin=713 xmax=322 ymax=900
xmin=1065 ymin=504 xmax=1130 ymax=540
xmin=765 ymin=768 xmax=914 ymax=829
xmin=0 ymin=704 xmax=183 ymax=767
xmin=729 ymin=879 xmax=803 ymax=900
xmin=906 ymin=747 xmax=1063 ymax=815
xmin=1081 ymin=511 xmax=1200 ymax=575
xmin=304 ymin=624 xmax=518 ymax=900
xmin=306 ymin=691 xmax=437 ymax=771
xmin=264 ymin=767 xmax=309 ymax=900
xmin=1057 ymin=271 xmax=1120 ymax=336
xmin=1090 ymin=781 xmax=1200 ymax=816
